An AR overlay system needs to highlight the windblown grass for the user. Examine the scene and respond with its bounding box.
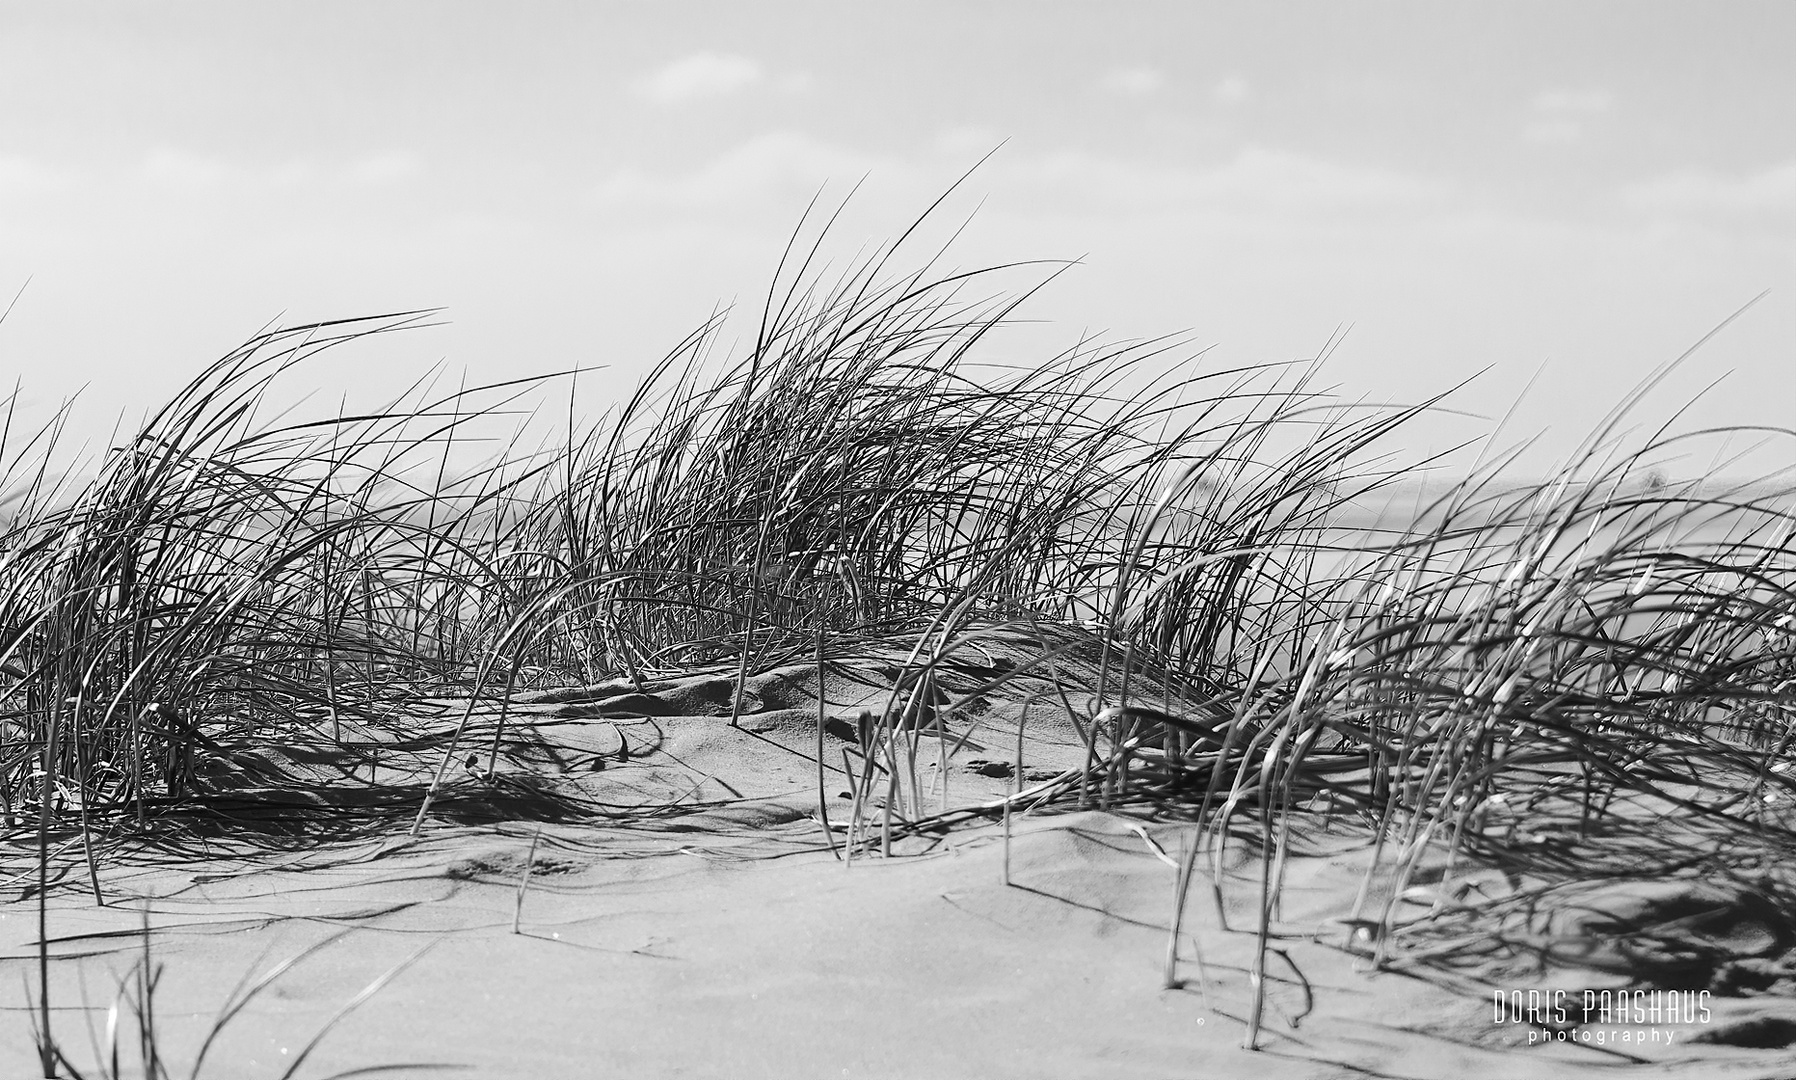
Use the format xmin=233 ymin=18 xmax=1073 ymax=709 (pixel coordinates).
xmin=3 ymin=194 xmax=1792 ymax=1062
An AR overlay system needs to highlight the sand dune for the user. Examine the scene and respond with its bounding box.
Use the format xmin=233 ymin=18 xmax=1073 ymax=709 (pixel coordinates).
xmin=8 ymin=648 xmax=1796 ymax=1079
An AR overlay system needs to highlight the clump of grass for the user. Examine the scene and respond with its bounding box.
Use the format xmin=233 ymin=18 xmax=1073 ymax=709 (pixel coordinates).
xmin=2 ymin=185 xmax=1789 ymax=1057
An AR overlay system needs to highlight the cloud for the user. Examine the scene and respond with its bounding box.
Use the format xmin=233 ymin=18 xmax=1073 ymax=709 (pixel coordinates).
xmin=345 ymin=151 xmax=422 ymax=186
xmin=1010 ymin=145 xmax=1449 ymax=217
xmin=0 ymin=154 xmax=61 ymax=193
xmin=1533 ymin=88 xmax=1613 ymax=114
xmin=1523 ymin=119 xmax=1584 ymax=145
xmin=139 ymin=148 xmax=422 ymax=191
xmin=631 ymin=52 xmax=809 ymax=104
xmin=593 ymin=136 xmax=1451 ymax=227
xmin=933 ymin=126 xmax=1005 ymax=158
xmin=1523 ymin=87 xmax=1613 ymax=144
xmin=1097 ymin=67 xmax=1163 ymax=97
xmin=1213 ymin=76 xmax=1250 ymax=105
xmin=593 ymin=131 xmax=894 ymax=209
xmin=142 ymin=147 xmax=232 ymax=188
xmin=1622 ymin=161 xmax=1796 ymax=217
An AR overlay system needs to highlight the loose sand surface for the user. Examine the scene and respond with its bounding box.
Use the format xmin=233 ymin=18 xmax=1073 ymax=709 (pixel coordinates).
xmin=7 ymin=644 xmax=1796 ymax=1079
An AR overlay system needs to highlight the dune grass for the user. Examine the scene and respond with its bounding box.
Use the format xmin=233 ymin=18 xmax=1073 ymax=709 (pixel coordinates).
xmin=3 ymin=194 xmax=1793 ymax=1065
xmin=23 ymin=911 xmax=435 ymax=1080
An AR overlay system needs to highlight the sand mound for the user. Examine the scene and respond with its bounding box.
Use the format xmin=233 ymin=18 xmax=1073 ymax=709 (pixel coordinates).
xmin=12 ymin=631 xmax=1796 ymax=1077
xmin=1529 ymin=878 xmax=1796 ymax=989
xmin=15 ymin=808 xmax=1796 ymax=1078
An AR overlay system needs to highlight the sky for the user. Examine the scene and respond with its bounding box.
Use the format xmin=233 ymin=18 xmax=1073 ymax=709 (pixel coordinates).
xmin=1 ymin=1 xmax=1791 ymax=480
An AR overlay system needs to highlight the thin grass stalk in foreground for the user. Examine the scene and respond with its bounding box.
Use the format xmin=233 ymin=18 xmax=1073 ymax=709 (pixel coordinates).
xmin=814 ymin=626 xmax=838 ymax=858
xmin=1002 ymin=699 xmax=1028 ymax=887
xmin=1164 ymin=826 xmax=1210 ymax=1000
xmin=513 ymin=826 xmax=541 ymax=935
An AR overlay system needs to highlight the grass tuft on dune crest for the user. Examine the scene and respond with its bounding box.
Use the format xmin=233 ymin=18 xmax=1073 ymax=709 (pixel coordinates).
xmin=3 ymin=196 xmax=1792 ymax=1060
